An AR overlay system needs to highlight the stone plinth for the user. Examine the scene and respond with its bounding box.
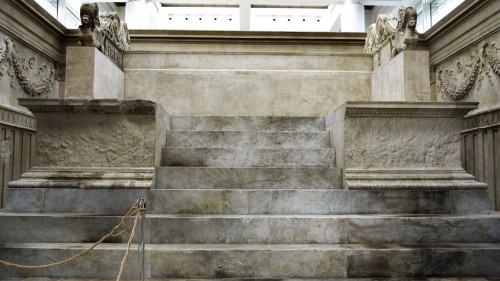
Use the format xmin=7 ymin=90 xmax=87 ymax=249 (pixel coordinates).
xmin=372 ymin=49 xmax=431 ymax=102
xmin=328 ymin=101 xmax=487 ymax=190
xmin=9 ymin=99 xmax=169 ymax=189
xmin=65 ymin=47 xmax=124 ymax=99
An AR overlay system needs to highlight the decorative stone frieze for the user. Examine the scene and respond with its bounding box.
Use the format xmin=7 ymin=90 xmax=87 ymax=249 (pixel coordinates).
xmin=345 ymin=169 xmax=487 ymax=190
xmin=8 ymin=167 xmax=153 ymax=189
xmin=328 ymin=101 xmax=486 ymax=190
xmin=18 ymin=99 xmax=156 ymax=115
xmin=344 ymin=102 xmax=473 ymax=118
xmin=0 ymin=105 xmax=36 ymax=131
xmin=462 ymin=105 xmax=500 ymax=132
xmin=438 ymin=41 xmax=499 ymax=101
xmin=0 ymin=37 xmax=54 ymax=97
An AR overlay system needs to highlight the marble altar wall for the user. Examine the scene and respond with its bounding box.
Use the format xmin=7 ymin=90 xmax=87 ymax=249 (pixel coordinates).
xmin=123 ymin=34 xmax=372 ymax=117
xmin=426 ymin=0 xmax=500 ymax=210
xmin=0 ymin=0 xmax=66 ymax=208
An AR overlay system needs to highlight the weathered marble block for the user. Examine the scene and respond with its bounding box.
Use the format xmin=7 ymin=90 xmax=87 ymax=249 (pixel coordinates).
xmin=372 ymin=49 xmax=431 ymax=102
xmin=8 ymin=99 xmax=169 ymax=189
xmin=328 ymin=101 xmax=488 ymax=190
xmin=65 ymin=47 xmax=124 ymax=99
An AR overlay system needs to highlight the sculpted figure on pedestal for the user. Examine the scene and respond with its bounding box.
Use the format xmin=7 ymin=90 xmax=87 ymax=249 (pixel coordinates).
xmin=364 ymin=14 xmax=398 ymax=54
xmin=364 ymin=6 xmax=418 ymax=57
xmin=78 ymin=3 xmax=129 ymax=52
xmin=78 ymin=3 xmax=101 ymax=48
xmin=391 ymin=6 xmax=419 ymax=58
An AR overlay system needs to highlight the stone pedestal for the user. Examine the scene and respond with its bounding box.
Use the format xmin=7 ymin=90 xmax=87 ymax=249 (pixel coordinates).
xmin=372 ymin=49 xmax=431 ymax=102
xmin=8 ymin=99 xmax=169 ymax=189
xmin=65 ymin=47 xmax=124 ymax=99
xmin=328 ymin=101 xmax=487 ymax=190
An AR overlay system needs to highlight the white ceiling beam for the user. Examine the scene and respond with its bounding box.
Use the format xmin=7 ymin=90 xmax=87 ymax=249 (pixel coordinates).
xmin=93 ymin=0 xmax=413 ymax=7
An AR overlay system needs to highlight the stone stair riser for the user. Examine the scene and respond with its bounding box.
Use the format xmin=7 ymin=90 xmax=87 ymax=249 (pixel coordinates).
xmin=1 ymin=244 xmax=499 ymax=278
xmin=1 ymin=214 xmax=499 ymax=244
xmin=160 ymin=148 xmax=335 ymax=167
xmin=170 ymin=116 xmax=325 ymax=131
xmin=154 ymin=167 xmax=342 ymax=189
xmin=125 ymin=52 xmax=373 ymax=72
xmin=149 ymin=189 xmax=488 ymax=215
xmin=6 ymin=188 xmax=489 ymax=215
xmin=166 ymin=130 xmax=330 ymax=149
xmin=0 ymin=246 xmax=143 ymax=278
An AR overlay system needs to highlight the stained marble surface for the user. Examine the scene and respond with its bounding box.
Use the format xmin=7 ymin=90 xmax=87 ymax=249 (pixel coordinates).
xmin=155 ymin=167 xmax=342 ymax=189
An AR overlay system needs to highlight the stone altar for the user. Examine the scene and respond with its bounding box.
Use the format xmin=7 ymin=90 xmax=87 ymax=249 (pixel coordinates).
xmin=8 ymin=99 xmax=169 ymax=189
xmin=328 ymin=101 xmax=488 ymax=192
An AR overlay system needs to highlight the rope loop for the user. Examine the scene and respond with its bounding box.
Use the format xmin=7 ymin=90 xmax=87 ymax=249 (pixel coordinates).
xmin=0 ymin=200 xmax=146 ymax=281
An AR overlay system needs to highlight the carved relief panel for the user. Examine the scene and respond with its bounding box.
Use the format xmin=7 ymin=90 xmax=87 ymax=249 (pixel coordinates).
xmin=0 ymin=32 xmax=58 ymax=112
xmin=436 ymin=32 xmax=500 ymax=111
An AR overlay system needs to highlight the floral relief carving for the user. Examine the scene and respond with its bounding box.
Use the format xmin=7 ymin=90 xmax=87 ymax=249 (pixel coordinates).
xmin=0 ymin=37 xmax=54 ymax=97
xmin=438 ymin=42 xmax=499 ymax=101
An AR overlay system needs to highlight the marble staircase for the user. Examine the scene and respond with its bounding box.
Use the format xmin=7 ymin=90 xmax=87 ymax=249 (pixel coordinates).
xmin=1 ymin=115 xmax=500 ymax=279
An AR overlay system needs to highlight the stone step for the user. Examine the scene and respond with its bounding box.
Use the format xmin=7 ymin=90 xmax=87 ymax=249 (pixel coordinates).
xmin=0 ymin=213 xmax=133 ymax=244
xmin=0 ymin=277 xmax=492 ymax=281
xmin=147 ymin=214 xmax=500 ymax=244
xmin=148 ymin=189 xmax=489 ymax=215
xmin=0 ymin=243 xmax=140 ymax=279
xmin=154 ymin=167 xmax=342 ymax=189
xmin=5 ymin=188 xmax=148 ymax=214
xmin=5 ymin=188 xmax=489 ymax=215
xmin=170 ymin=116 xmax=325 ymax=131
xmin=160 ymin=148 xmax=335 ymax=167
xmin=124 ymin=52 xmax=372 ymax=72
xmin=166 ymin=130 xmax=331 ymax=149
xmin=3 ymin=243 xmax=499 ymax=278
xmin=150 ymin=243 xmax=500 ymax=279
xmin=1 ymin=213 xmax=499 ymax=245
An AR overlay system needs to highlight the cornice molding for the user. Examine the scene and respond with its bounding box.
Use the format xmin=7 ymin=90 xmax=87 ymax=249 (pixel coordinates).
xmin=424 ymin=0 xmax=500 ymax=65
xmin=0 ymin=105 xmax=37 ymax=131
xmin=18 ymin=98 xmax=158 ymax=115
xmin=462 ymin=105 xmax=500 ymax=132
xmin=343 ymin=102 xmax=478 ymax=118
xmin=0 ymin=0 xmax=66 ymax=62
xmin=8 ymin=167 xmax=154 ymax=189
xmin=345 ymin=169 xmax=487 ymax=190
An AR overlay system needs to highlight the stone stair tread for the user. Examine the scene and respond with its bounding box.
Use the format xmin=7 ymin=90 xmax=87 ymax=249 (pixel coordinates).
xmin=0 ymin=277 xmax=494 ymax=281
xmin=2 ymin=242 xmax=500 ymax=250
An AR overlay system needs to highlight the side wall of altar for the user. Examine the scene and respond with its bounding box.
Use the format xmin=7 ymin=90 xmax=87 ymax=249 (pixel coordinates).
xmin=0 ymin=0 xmax=67 ymax=208
xmin=426 ymin=0 xmax=500 ymax=210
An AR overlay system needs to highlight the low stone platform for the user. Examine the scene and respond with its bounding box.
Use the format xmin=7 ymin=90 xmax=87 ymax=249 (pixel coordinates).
xmin=2 ymin=113 xmax=498 ymax=280
xmin=1 ymin=243 xmax=499 ymax=278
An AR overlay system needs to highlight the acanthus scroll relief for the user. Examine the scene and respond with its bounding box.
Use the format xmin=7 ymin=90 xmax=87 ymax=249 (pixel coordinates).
xmin=438 ymin=42 xmax=499 ymax=101
xmin=0 ymin=37 xmax=54 ymax=97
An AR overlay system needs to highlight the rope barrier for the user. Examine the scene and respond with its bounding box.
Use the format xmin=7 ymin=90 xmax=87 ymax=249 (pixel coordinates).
xmin=0 ymin=200 xmax=146 ymax=281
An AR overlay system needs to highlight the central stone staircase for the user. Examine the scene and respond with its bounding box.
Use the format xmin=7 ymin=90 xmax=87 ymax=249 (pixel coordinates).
xmin=1 ymin=114 xmax=500 ymax=279
xmin=148 ymin=115 xmax=500 ymax=278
